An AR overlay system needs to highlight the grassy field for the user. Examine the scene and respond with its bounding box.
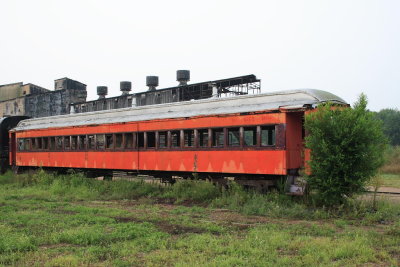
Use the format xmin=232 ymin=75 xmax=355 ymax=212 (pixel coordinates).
xmin=0 ymin=171 xmax=399 ymax=266
xmin=381 ymin=173 xmax=400 ymax=188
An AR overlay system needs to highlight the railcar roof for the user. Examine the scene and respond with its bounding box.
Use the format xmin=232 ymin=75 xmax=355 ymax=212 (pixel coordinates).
xmin=13 ymin=89 xmax=347 ymax=132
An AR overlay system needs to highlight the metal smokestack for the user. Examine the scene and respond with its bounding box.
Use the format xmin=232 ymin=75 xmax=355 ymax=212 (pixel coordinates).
xmin=120 ymin=81 xmax=132 ymax=95
xmin=97 ymin=86 xmax=108 ymax=99
xmin=146 ymin=76 xmax=159 ymax=91
xmin=177 ymin=70 xmax=190 ymax=86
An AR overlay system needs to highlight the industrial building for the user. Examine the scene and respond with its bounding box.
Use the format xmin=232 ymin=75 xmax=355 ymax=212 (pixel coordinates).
xmin=0 ymin=71 xmax=261 ymax=118
xmin=0 ymin=78 xmax=87 ymax=118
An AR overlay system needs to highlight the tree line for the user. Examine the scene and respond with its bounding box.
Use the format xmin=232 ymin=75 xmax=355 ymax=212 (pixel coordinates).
xmin=374 ymin=108 xmax=400 ymax=146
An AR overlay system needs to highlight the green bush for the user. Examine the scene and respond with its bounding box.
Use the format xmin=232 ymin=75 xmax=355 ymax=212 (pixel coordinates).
xmin=305 ymin=94 xmax=387 ymax=206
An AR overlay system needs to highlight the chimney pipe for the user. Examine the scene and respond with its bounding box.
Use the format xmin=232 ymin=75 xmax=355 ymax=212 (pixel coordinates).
xmin=97 ymin=86 xmax=108 ymax=99
xmin=177 ymin=70 xmax=190 ymax=86
xmin=146 ymin=76 xmax=159 ymax=91
xmin=120 ymin=81 xmax=132 ymax=95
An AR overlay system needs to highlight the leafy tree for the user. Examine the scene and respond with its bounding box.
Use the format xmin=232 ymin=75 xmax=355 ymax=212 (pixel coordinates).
xmin=304 ymin=94 xmax=387 ymax=206
xmin=375 ymin=108 xmax=400 ymax=146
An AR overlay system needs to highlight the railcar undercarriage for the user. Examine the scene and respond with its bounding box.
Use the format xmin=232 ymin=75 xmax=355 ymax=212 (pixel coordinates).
xmin=13 ymin=166 xmax=303 ymax=194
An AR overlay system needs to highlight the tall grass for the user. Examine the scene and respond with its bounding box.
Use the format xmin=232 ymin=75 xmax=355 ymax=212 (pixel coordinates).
xmin=382 ymin=146 xmax=400 ymax=174
xmin=1 ymin=169 xmax=399 ymax=223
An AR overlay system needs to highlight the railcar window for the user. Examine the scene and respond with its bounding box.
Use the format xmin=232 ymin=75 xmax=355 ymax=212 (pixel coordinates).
xmin=171 ymin=131 xmax=180 ymax=148
xmin=43 ymin=137 xmax=49 ymax=150
xmin=124 ymin=133 xmax=133 ymax=149
xmin=50 ymin=137 xmax=56 ymax=150
xmin=138 ymin=132 xmax=145 ymax=148
xmin=79 ymin=135 xmax=86 ymax=150
xmin=198 ymin=129 xmax=209 ymax=147
xmin=31 ymin=138 xmax=36 ymax=150
xmin=105 ymin=134 xmax=113 ymax=149
xmin=24 ymin=139 xmax=30 ymax=151
xmin=244 ymin=127 xmax=257 ymax=146
xmin=184 ymin=130 xmax=194 ymax=147
xmin=228 ymin=128 xmax=240 ymax=147
xmin=96 ymin=134 xmax=105 ymax=150
xmin=56 ymin=137 xmax=63 ymax=150
xmin=71 ymin=136 xmax=78 ymax=150
xmin=64 ymin=136 xmax=71 ymax=150
xmin=212 ymin=128 xmax=224 ymax=147
xmin=261 ymin=126 xmax=275 ymax=146
xmin=37 ymin=138 xmax=43 ymax=150
xmin=18 ymin=139 xmax=24 ymax=151
xmin=158 ymin=131 xmax=167 ymax=148
xmin=115 ymin=133 xmax=123 ymax=149
xmin=88 ymin=135 xmax=95 ymax=149
xmin=147 ymin=132 xmax=156 ymax=148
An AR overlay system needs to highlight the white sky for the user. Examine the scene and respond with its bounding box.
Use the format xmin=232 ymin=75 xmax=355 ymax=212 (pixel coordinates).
xmin=1 ymin=0 xmax=399 ymax=111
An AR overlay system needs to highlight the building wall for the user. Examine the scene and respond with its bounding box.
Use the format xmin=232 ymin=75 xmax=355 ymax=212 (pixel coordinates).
xmin=72 ymin=94 xmax=133 ymax=113
xmin=71 ymin=88 xmax=182 ymax=113
xmin=0 ymin=78 xmax=87 ymax=118
xmin=0 ymin=83 xmax=50 ymax=102
xmin=0 ymin=83 xmax=24 ymax=102
xmin=0 ymin=97 xmax=25 ymax=117
xmin=24 ymin=89 xmax=87 ymax=118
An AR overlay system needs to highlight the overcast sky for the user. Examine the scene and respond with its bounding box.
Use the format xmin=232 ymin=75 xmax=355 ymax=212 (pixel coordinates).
xmin=1 ymin=0 xmax=399 ymax=111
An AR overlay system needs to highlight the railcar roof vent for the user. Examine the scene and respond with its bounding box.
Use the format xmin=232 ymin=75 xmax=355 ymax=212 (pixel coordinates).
xmin=177 ymin=70 xmax=190 ymax=86
xmin=120 ymin=81 xmax=132 ymax=95
xmin=97 ymin=86 xmax=108 ymax=99
xmin=146 ymin=76 xmax=159 ymax=91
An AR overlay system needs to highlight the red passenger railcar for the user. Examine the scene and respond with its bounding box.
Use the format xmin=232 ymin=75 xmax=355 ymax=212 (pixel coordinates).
xmin=9 ymin=89 xmax=347 ymax=189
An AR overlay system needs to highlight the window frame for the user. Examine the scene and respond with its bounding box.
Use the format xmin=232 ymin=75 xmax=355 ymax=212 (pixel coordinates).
xmin=15 ymin=123 xmax=278 ymax=153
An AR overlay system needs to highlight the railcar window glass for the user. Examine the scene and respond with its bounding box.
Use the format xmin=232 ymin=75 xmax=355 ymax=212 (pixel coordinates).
xmin=71 ymin=136 xmax=78 ymax=150
xmin=138 ymin=133 xmax=145 ymax=148
xmin=24 ymin=139 xmax=30 ymax=151
xmin=147 ymin=132 xmax=156 ymax=148
xmin=96 ymin=134 xmax=105 ymax=150
xmin=115 ymin=134 xmax=123 ymax=149
xmin=171 ymin=131 xmax=180 ymax=147
xmin=50 ymin=137 xmax=56 ymax=150
xmin=228 ymin=128 xmax=240 ymax=147
xmin=212 ymin=128 xmax=224 ymax=147
xmin=261 ymin=126 xmax=276 ymax=146
xmin=198 ymin=129 xmax=209 ymax=147
xmin=105 ymin=134 xmax=113 ymax=149
xmin=18 ymin=139 xmax=24 ymax=151
xmin=64 ymin=136 xmax=70 ymax=150
xmin=43 ymin=137 xmax=49 ymax=150
xmin=56 ymin=137 xmax=63 ymax=150
xmin=79 ymin=135 xmax=86 ymax=150
xmin=184 ymin=130 xmax=194 ymax=147
xmin=37 ymin=138 xmax=43 ymax=150
xmin=244 ymin=127 xmax=257 ymax=146
xmin=88 ymin=135 xmax=95 ymax=149
xmin=124 ymin=133 xmax=133 ymax=149
xmin=31 ymin=138 xmax=37 ymax=150
xmin=158 ymin=131 xmax=167 ymax=148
